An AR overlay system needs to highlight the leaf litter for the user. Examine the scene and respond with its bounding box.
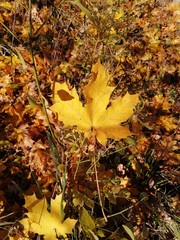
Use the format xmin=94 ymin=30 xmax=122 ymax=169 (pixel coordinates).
xmin=0 ymin=0 xmax=179 ymax=239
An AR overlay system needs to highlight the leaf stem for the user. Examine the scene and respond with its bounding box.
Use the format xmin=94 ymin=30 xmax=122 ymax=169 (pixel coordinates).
xmin=92 ymin=136 xmax=107 ymax=222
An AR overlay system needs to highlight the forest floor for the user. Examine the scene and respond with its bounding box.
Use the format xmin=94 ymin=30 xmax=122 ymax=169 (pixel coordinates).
xmin=0 ymin=0 xmax=179 ymax=240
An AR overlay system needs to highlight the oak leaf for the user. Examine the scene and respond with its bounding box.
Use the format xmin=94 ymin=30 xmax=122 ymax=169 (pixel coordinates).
xmin=20 ymin=194 xmax=77 ymax=240
xmin=50 ymin=60 xmax=139 ymax=145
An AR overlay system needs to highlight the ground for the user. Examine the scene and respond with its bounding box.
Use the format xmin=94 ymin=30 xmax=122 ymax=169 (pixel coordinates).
xmin=0 ymin=0 xmax=179 ymax=240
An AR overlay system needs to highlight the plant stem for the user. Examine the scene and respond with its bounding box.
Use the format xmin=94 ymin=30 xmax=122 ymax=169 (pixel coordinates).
xmin=28 ymin=0 xmax=66 ymax=198
xmin=92 ymin=136 xmax=107 ymax=222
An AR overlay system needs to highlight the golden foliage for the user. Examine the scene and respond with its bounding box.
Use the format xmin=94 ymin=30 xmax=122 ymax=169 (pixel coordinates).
xmin=0 ymin=0 xmax=179 ymax=239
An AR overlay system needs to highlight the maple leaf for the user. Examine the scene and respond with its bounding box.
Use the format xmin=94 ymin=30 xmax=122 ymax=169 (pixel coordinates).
xmin=50 ymin=60 xmax=139 ymax=145
xmin=19 ymin=194 xmax=77 ymax=240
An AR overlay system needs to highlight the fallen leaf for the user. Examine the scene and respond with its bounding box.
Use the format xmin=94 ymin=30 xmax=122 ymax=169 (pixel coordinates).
xmin=0 ymin=2 xmax=13 ymax=10
xmin=122 ymin=224 xmax=135 ymax=240
xmin=80 ymin=207 xmax=96 ymax=236
xmin=158 ymin=116 xmax=177 ymax=131
xmin=114 ymin=6 xmax=124 ymax=20
xmin=50 ymin=60 xmax=139 ymax=145
xmin=20 ymin=194 xmax=77 ymax=240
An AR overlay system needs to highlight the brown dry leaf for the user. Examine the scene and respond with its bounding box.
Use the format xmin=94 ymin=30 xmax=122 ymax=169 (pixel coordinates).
xmin=50 ymin=60 xmax=139 ymax=145
xmin=2 ymin=102 xmax=24 ymax=126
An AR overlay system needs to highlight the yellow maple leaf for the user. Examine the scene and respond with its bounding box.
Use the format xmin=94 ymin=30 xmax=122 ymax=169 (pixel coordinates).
xmin=50 ymin=60 xmax=139 ymax=145
xmin=19 ymin=194 xmax=77 ymax=240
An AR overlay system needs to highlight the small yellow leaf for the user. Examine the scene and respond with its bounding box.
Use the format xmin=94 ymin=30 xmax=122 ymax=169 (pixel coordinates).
xmin=114 ymin=6 xmax=124 ymax=20
xmin=158 ymin=116 xmax=177 ymax=131
xmin=141 ymin=52 xmax=152 ymax=61
xmin=80 ymin=207 xmax=95 ymax=232
xmin=0 ymin=2 xmax=12 ymax=10
xmin=20 ymin=194 xmax=77 ymax=240
xmin=122 ymin=224 xmax=135 ymax=240
xmin=59 ymin=62 xmax=70 ymax=73
xmin=110 ymin=27 xmax=116 ymax=35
